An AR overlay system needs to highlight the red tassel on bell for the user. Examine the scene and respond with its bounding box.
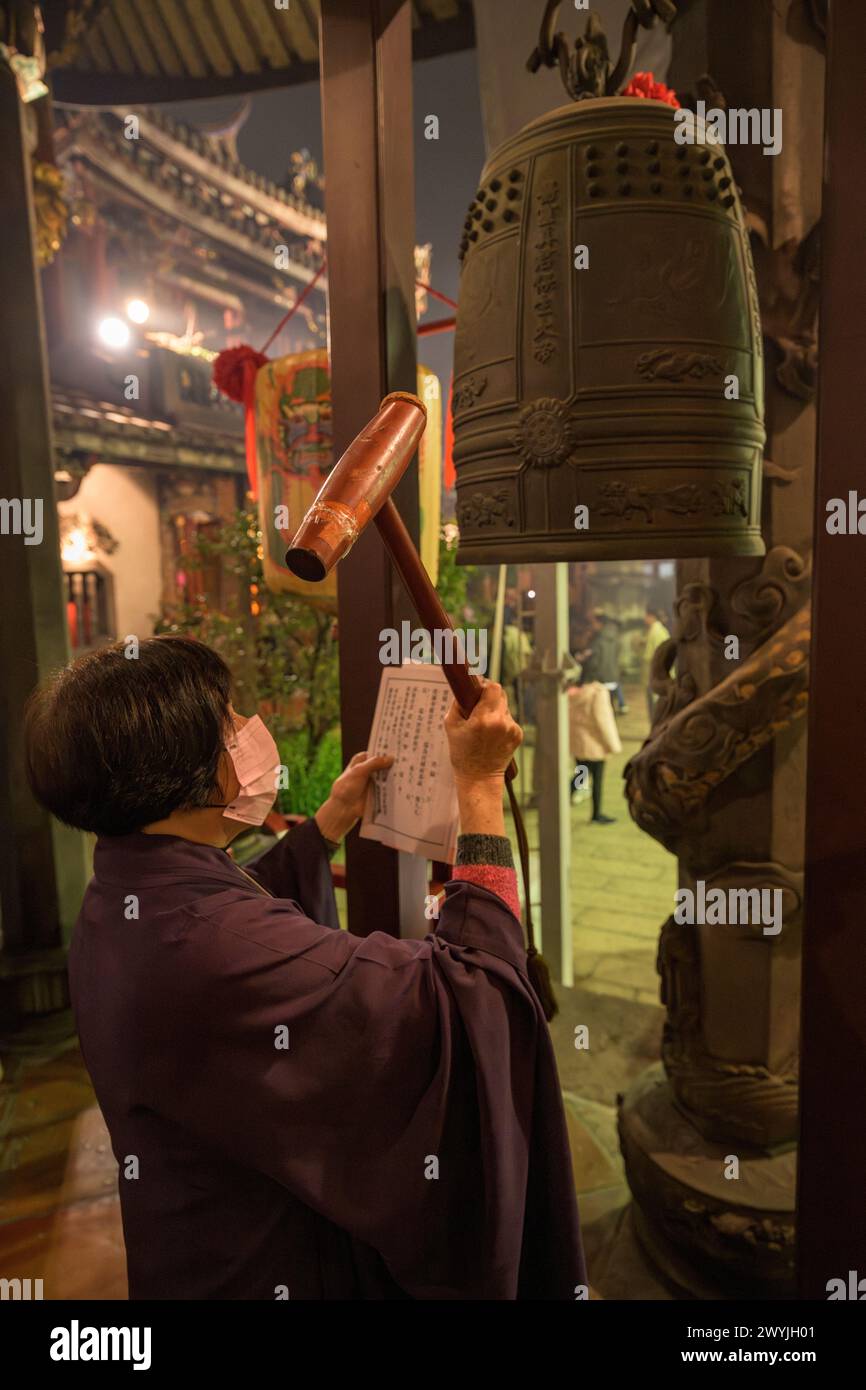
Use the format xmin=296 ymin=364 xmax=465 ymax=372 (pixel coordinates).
xmin=621 ymin=71 xmax=681 ymax=106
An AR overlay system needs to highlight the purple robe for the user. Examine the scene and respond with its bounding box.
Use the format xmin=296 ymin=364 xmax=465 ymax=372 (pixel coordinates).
xmin=69 ymin=820 xmax=585 ymax=1299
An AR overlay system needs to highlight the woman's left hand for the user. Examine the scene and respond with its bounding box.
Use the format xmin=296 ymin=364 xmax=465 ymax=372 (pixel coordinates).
xmin=314 ymin=750 xmax=394 ymax=843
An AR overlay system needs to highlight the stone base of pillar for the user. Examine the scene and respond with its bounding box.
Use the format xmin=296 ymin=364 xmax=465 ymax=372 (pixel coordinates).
xmin=618 ymin=1063 xmax=796 ymax=1298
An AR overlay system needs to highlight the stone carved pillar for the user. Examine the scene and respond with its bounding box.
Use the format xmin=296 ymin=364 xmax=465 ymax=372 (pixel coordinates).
xmin=617 ymin=0 xmax=825 ymax=1296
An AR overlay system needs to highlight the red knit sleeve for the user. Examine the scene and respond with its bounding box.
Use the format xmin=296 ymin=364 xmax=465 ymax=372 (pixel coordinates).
xmin=451 ymin=865 xmax=521 ymax=919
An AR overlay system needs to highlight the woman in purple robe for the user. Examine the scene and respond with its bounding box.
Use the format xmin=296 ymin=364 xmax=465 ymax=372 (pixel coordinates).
xmin=24 ymin=635 xmax=585 ymax=1300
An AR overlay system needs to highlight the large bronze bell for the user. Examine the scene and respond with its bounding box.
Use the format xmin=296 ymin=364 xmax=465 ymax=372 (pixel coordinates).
xmin=452 ymin=95 xmax=766 ymax=563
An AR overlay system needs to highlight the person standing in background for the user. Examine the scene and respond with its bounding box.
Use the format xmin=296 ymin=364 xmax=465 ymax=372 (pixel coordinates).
xmin=567 ymin=681 xmax=622 ymax=825
xmin=501 ymin=602 xmax=533 ymax=717
xmin=642 ymin=605 xmax=671 ymax=725
xmin=578 ymin=610 xmax=627 ymax=714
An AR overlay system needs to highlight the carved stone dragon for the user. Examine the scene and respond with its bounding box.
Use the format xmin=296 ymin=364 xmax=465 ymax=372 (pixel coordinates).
xmin=624 ymin=549 xmax=811 ymax=855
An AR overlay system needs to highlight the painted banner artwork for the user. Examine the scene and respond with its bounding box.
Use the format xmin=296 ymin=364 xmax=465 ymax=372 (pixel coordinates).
xmin=255 ymin=348 xmax=335 ymax=601
xmin=256 ymin=351 xmax=442 ymax=599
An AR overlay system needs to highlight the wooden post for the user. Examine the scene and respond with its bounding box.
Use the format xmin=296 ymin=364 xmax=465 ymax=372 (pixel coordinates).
xmin=797 ymin=0 xmax=866 ymax=1298
xmin=318 ymin=0 xmax=427 ymax=937
xmin=488 ymin=565 xmax=506 ymax=684
xmin=533 ymin=561 xmax=572 ymax=985
xmin=0 ymin=62 xmax=87 ymax=974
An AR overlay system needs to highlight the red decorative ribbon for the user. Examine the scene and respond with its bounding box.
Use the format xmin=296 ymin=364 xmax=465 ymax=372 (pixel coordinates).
xmin=415 ymin=279 xmax=458 ymax=310
xmin=213 ymin=263 xmax=459 ymax=497
xmin=212 ymin=345 xmax=269 ymax=495
xmin=211 ymin=258 xmax=328 ymax=498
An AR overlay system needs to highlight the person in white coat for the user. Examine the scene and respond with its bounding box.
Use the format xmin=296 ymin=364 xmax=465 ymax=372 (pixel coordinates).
xmin=567 ymin=682 xmax=622 ymax=824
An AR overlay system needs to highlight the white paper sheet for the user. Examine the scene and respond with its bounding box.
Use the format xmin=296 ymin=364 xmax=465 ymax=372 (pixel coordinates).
xmin=359 ymin=663 xmax=459 ymax=862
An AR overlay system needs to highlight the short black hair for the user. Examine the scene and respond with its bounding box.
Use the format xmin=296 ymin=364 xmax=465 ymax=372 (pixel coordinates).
xmin=25 ymin=636 xmax=233 ymax=836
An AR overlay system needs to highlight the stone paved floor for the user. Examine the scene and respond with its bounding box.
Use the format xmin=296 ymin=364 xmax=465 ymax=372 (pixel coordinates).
xmin=0 ymin=1034 xmax=670 ymax=1301
xmin=510 ymin=684 xmax=676 ymax=1298
xmin=0 ymin=1041 xmax=127 ymax=1299
xmin=509 ymin=683 xmax=675 ymax=1005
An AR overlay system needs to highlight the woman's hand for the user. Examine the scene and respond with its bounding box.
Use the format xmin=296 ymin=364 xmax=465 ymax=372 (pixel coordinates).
xmin=444 ymin=682 xmax=523 ymax=836
xmin=444 ymin=681 xmax=523 ymax=785
xmin=314 ymin=750 xmax=394 ymax=843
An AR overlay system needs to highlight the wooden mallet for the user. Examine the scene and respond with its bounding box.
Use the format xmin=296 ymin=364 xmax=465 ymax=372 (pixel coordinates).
xmin=285 ymin=391 xmax=557 ymax=1019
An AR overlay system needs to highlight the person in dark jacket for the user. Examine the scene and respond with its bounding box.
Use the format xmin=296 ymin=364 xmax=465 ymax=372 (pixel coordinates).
xmin=577 ymin=611 xmax=627 ymax=713
xmin=24 ymin=635 xmax=585 ymax=1300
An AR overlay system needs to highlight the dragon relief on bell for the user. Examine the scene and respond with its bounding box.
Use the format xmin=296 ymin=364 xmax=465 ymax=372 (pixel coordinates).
xmin=514 ymin=398 xmax=577 ymax=468
xmin=452 ymin=373 xmax=488 ymax=414
xmin=457 ymin=488 xmax=515 ymax=531
xmin=636 ymin=348 xmax=726 ymax=382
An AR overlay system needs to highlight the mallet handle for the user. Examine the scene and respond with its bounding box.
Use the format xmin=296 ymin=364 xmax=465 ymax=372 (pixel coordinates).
xmin=375 ymin=499 xmax=518 ymax=782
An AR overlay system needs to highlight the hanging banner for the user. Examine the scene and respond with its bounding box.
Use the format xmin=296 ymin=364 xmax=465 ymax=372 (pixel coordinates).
xmin=257 ymin=351 xmax=442 ymax=597
xmin=256 ymin=348 xmax=334 ymax=601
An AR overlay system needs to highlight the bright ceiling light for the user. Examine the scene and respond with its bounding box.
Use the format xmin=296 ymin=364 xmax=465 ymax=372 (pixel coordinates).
xmin=98 ymin=316 xmax=130 ymax=349
xmin=126 ymin=298 xmax=150 ymax=324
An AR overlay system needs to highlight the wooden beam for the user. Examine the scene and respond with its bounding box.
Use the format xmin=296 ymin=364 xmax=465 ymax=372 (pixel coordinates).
xmin=82 ymin=22 xmax=115 ymax=73
xmin=211 ymin=0 xmax=260 ymax=76
xmin=154 ymin=0 xmax=209 ymax=78
xmin=273 ymin=0 xmax=320 ymax=62
xmin=51 ymin=0 xmax=475 ymax=102
xmin=53 ymin=422 xmax=246 ymax=472
xmin=0 ymin=64 xmax=87 ymax=955
xmin=50 ymin=62 xmax=321 ymax=102
xmin=242 ymin=0 xmax=294 ymax=68
xmin=112 ymin=0 xmax=161 ymax=77
xmin=98 ymin=5 xmax=137 ymax=75
xmin=129 ymin=0 xmax=184 ymax=77
xmin=797 ymin=0 xmax=866 ymax=1298
xmin=319 ymin=0 xmax=427 ymax=939
xmin=291 ymin=0 xmax=322 ymax=58
xmin=181 ymin=0 xmax=236 ymax=77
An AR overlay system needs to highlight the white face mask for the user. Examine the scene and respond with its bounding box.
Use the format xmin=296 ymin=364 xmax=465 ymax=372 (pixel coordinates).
xmin=218 ymin=715 xmax=281 ymax=826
